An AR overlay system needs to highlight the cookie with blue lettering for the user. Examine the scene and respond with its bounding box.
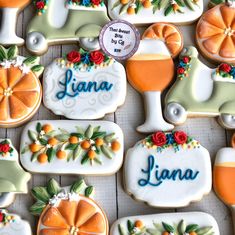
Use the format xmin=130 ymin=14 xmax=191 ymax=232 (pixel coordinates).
xmin=124 ymin=130 xmax=211 ymax=207
xmin=43 ymin=49 xmax=126 ymax=119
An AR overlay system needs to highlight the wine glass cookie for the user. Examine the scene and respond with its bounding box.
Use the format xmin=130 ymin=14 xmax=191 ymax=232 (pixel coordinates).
xmin=30 ymin=178 xmax=108 ymax=235
xmin=43 ymin=49 xmax=126 ymax=119
xmin=196 ymin=1 xmax=235 ymax=64
xmin=214 ymin=133 xmax=235 ymax=233
xmin=20 ymin=120 xmax=124 ymax=175
xmin=0 ymin=0 xmax=30 ymax=45
xmin=0 ymin=139 xmax=31 ymax=208
xmin=108 ymin=0 xmax=203 ymax=25
xmin=0 ymin=45 xmax=43 ymax=128
xmin=111 ymin=212 xmax=220 ymax=235
xmin=126 ymin=22 xmax=183 ymax=133
xmin=165 ymin=46 xmax=235 ymax=129
xmin=26 ymin=0 xmax=110 ymax=55
xmin=0 ymin=209 xmax=32 ymax=235
xmin=124 ymin=130 xmax=211 ymax=208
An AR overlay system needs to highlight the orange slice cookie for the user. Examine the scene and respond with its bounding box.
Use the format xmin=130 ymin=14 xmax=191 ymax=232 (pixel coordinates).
xmin=142 ymin=23 xmax=183 ymax=58
xmin=0 ymin=0 xmax=30 ymax=8
xmin=0 ymin=45 xmax=43 ymax=128
xmin=196 ymin=3 xmax=235 ymax=64
xmin=30 ymin=179 xmax=108 ymax=235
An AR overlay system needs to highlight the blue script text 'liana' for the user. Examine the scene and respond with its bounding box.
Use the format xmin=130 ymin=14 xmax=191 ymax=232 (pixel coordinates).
xmin=138 ymin=155 xmax=199 ymax=187
xmin=56 ymin=69 xmax=114 ymax=99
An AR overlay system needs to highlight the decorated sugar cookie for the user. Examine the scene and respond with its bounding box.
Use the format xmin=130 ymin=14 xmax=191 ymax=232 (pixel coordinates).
xmin=111 ymin=212 xmax=220 ymax=235
xmin=126 ymin=23 xmax=183 ymax=133
xmin=165 ymin=46 xmax=235 ymax=129
xmin=0 ymin=0 xmax=30 ymax=45
xmin=26 ymin=0 xmax=110 ymax=55
xmin=108 ymin=0 xmax=203 ymax=25
xmin=124 ymin=131 xmax=211 ymax=208
xmin=214 ymin=133 xmax=235 ymax=232
xmin=196 ymin=2 xmax=235 ymax=64
xmin=20 ymin=120 xmax=124 ymax=175
xmin=0 ymin=45 xmax=43 ymax=128
xmin=0 ymin=139 xmax=31 ymax=208
xmin=30 ymin=178 xmax=108 ymax=235
xmin=43 ymin=49 xmax=126 ymax=119
xmin=0 ymin=209 xmax=32 ymax=235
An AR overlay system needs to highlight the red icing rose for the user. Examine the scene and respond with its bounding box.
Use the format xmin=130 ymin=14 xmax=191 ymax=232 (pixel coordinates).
xmin=174 ymin=131 xmax=187 ymax=144
xmin=152 ymin=132 xmax=167 ymax=146
xmin=67 ymin=51 xmax=81 ymax=63
xmin=0 ymin=212 xmax=3 ymax=222
xmin=90 ymin=51 xmax=104 ymax=65
xmin=219 ymin=63 xmax=231 ymax=73
xmin=182 ymin=56 xmax=190 ymax=63
xmin=0 ymin=144 xmax=10 ymax=153
xmin=36 ymin=1 xmax=45 ymax=9
xmin=177 ymin=67 xmax=185 ymax=74
xmin=92 ymin=0 xmax=101 ymax=5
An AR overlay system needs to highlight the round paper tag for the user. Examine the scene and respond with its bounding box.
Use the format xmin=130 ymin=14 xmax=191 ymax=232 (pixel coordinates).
xmin=99 ymin=20 xmax=140 ymax=60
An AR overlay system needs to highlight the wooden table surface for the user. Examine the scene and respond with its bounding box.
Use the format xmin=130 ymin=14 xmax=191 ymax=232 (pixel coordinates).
xmin=3 ymin=1 xmax=233 ymax=234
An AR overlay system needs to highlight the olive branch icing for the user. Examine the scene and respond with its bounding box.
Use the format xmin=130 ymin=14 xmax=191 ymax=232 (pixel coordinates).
xmin=0 ymin=45 xmax=44 ymax=77
xmin=30 ymin=178 xmax=94 ymax=216
xmin=118 ymin=219 xmax=214 ymax=235
xmin=21 ymin=122 xmax=121 ymax=165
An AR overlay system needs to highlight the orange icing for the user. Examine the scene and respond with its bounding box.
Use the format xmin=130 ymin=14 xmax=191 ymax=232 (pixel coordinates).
xmin=0 ymin=0 xmax=30 ymax=8
xmin=38 ymin=197 xmax=107 ymax=235
xmin=196 ymin=4 xmax=235 ymax=63
xmin=142 ymin=23 xmax=183 ymax=58
xmin=126 ymin=56 xmax=174 ymax=92
xmin=214 ymin=165 xmax=235 ymax=205
xmin=0 ymin=66 xmax=40 ymax=123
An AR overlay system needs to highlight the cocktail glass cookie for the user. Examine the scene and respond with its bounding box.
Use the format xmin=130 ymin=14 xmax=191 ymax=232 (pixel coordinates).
xmin=0 ymin=45 xmax=43 ymax=128
xmin=0 ymin=209 xmax=32 ymax=235
xmin=43 ymin=49 xmax=126 ymax=119
xmin=0 ymin=0 xmax=30 ymax=45
xmin=196 ymin=1 xmax=235 ymax=64
xmin=26 ymin=0 xmax=110 ymax=55
xmin=0 ymin=139 xmax=31 ymax=208
xmin=20 ymin=120 xmax=124 ymax=175
xmin=108 ymin=0 xmax=203 ymax=25
xmin=111 ymin=212 xmax=220 ymax=235
xmin=165 ymin=46 xmax=235 ymax=129
xmin=214 ymin=133 xmax=235 ymax=233
xmin=124 ymin=130 xmax=211 ymax=208
xmin=30 ymin=178 xmax=108 ymax=235
xmin=126 ymin=22 xmax=183 ymax=133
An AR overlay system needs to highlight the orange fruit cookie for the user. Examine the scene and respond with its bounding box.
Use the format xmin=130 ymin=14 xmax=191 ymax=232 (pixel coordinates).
xmin=196 ymin=3 xmax=235 ymax=64
xmin=0 ymin=45 xmax=43 ymax=128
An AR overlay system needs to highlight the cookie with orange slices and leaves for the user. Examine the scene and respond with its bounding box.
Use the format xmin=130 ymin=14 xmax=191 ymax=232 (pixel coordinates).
xmin=30 ymin=178 xmax=109 ymax=235
xmin=196 ymin=1 xmax=235 ymax=64
xmin=0 ymin=45 xmax=43 ymax=128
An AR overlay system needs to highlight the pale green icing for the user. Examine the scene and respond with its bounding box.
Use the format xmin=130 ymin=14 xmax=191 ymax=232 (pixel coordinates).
xmin=0 ymin=161 xmax=30 ymax=193
xmin=165 ymin=53 xmax=235 ymax=115
xmin=27 ymin=0 xmax=110 ymax=40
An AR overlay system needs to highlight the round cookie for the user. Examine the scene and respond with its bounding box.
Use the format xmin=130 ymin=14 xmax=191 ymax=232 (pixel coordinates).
xmin=20 ymin=120 xmax=124 ymax=175
xmin=126 ymin=23 xmax=183 ymax=133
xmin=165 ymin=46 xmax=235 ymax=129
xmin=0 ymin=138 xmax=31 ymax=208
xmin=0 ymin=0 xmax=30 ymax=45
xmin=0 ymin=45 xmax=43 ymax=128
xmin=196 ymin=2 xmax=235 ymax=64
xmin=43 ymin=49 xmax=126 ymax=119
xmin=111 ymin=212 xmax=220 ymax=235
xmin=0 ymin=209 xmax=32 ymax=235
xmin=108 ymin=0 xmax=203 ymax=25
xmin=29 ymin=178 xmax=108 ymax=235
xmin=26 ymin=0 xmax=110 ymax=55
xmin=124 ymin=130 xmax=211 ymax=208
